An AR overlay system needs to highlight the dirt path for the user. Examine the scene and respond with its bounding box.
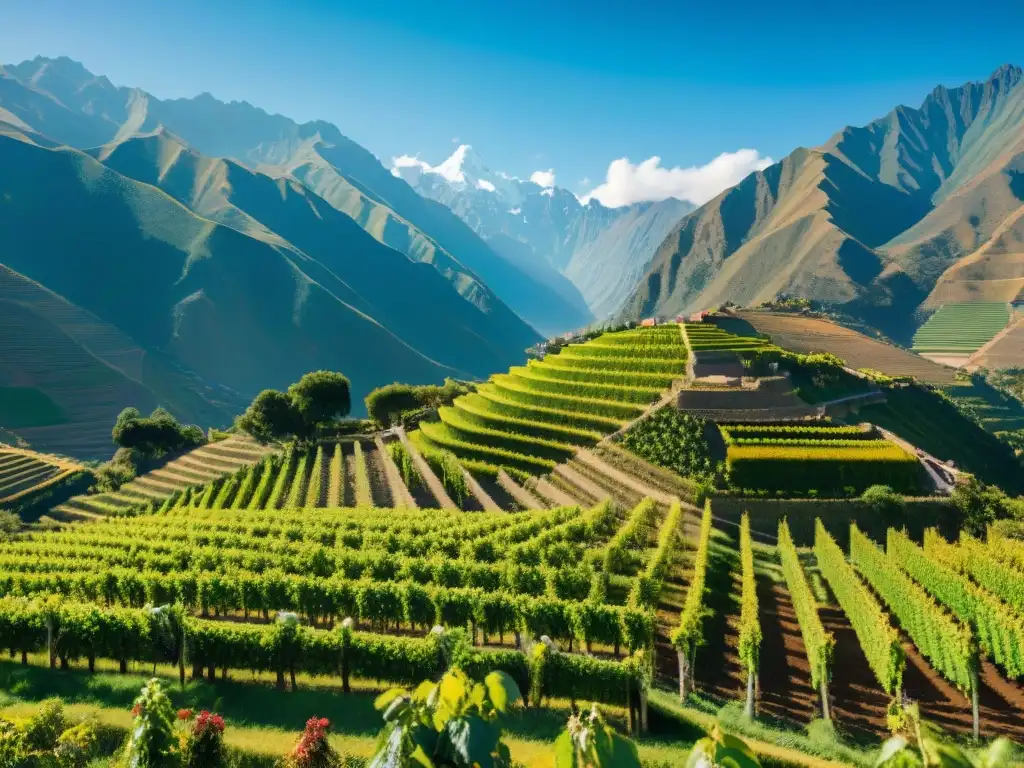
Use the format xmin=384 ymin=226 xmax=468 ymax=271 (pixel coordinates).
xmin=756 ymin=580 xmax=819 ymax=722
xmin=342 ymin=444 xmax=356 ymax=508
xmin=362 ymin=442 xmax=393 ymax=508
xmin=818 ymin=605 xmax=892 ymax=739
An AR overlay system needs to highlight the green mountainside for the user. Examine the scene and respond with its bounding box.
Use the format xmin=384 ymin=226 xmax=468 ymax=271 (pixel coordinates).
xmin=622 ymin=64 xmax=1024 ymax=342
xmin=0 ymin=57 xmax=595 ymax=456
xmin=1 ymin=56 xmax=590 ymax=337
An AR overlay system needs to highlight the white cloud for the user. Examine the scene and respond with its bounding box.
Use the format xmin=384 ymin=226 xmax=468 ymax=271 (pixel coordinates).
xmin=581 ymin=149 xmax=772 ymax=208
xmin=475 ymin=179 xmax=496 ymax=192
xmin=391 ymin=154 xmax=431 ymax=178
xmin=508 ymin=207 xmax=521 ymax=215
xmin=541 ymin=187 xmax=554 ymax=197
xmin=529 ymin=169 xmax=556 ymax=188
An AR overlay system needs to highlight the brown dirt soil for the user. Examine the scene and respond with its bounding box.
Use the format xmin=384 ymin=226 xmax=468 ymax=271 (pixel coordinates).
xmin=734 ymin=311 xmax=957 ymax=384
xmin=361 ymin=442 xmax=393 ymax=508
xmin=341 ymin=443 xmax=357 ymax=507
xmin=475 ymin=474 xmax=519 ymax=511
xmin=756 ymin=580 xmax=820 ymax=723
xmin=685 ymin=558 xmax=1024 ymax=742
xmin=820 ymin=605 xmax=1024 ymax=741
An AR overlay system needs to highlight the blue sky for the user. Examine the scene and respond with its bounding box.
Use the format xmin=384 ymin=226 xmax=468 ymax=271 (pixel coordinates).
xmin=3 ymin=0 xmax=1023 ymax=204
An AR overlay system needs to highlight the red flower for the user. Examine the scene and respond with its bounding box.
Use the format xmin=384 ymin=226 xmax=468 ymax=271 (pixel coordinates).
xmin=131 ymin=704 xmax=142 ymax=717
xmin=177 ymin=708 xmax=194 ymax=721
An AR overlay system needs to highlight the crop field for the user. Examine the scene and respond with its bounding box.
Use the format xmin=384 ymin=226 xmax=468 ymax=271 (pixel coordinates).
xmin=0 ymin=482 xmax=692 ymax=718
xmin=719 ymin=423 xmax=923 ymax=495
xmin=7 ymin=464 xmax=1024 ymax=754
xmin=0 ymin=447 xmax=82 ymax=504
xmin=55 ymin=436 xmax=276 ymax=519
xmin=413 ymin=325 xmax=688 ymax=479
xmin=912 ymin=302 xmax=1011 ymax=357
xmin=681 ymin=322 xmax=771 ymax=353
xmin=734 ymin=310 xmax=958 ymax=384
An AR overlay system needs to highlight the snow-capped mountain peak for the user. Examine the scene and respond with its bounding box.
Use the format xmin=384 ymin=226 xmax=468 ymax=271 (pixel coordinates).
xmin=392 ymin=144 xmax=530 ymax=205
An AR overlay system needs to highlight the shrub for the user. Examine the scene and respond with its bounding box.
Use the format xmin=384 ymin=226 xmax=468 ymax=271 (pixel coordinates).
xmin=951 ymin=475 xmax=1017 ymax=536
xmin=285 ymin=716 xmax=339 ymax=768
xmin=53 ymin=721 xmax=97 ymax=768
xmin=23 ymin=697 xmax=65 ymax=751
xmin=237 ymin=389 xmax=305 ymax=444
xmin=112 ymin=407 xmax=205 ymax=458
xmin=859 ymin=485 xmax=906 ymax=518
xmin=125 ymin=678 xmax=178 ymax=768
xmin=0 ymin=720 xmax=26 ymax=767
xmin=365 ymin=379 xmax=473 ymax=427
xmin=180 ymin=709 xmax=226 ymax=768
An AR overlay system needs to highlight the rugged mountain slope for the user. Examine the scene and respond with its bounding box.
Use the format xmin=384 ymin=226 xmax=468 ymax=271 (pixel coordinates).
xmin=563 ymin=199 xmax=692 ymax=318
xmin=0 ymin=132 xmax=467 ymax=425
xmin=1 ymin=56 xmax=588 ymax=336
xmin=623 ymin=65 xmax=1024 ymax=340
xmin=90 ymin=129 xmax=537 ymax=378
xmin=394 ymin=145 xmax=691 ymax=320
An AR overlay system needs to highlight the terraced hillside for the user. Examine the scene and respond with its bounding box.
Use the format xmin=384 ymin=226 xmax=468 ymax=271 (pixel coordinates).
xmin=55 ymin=436 xmax=276 ymax=519
xmin=412 ymin=325 xmax=688 ymax=480
xmin=0 ymin=265 xmax=240 ymax=459
xmin=734 ymin=311 xmax=957 ymax=384
xmin=681 ymin=322 xmax=771 ymax=353
xmin=912 ymin=302 xmax=1011 ymax=361
xmin=0 ymin=447 xmax=84 ymax=505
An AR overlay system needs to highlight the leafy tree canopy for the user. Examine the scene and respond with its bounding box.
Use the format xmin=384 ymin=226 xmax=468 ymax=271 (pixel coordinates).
xmin=237 ymin=390 xmax=304 ymax=444
xmin=288 ymin=371 xmax=352 ymax=426
xmin=111 ymin=407 xmax=204 ymax=458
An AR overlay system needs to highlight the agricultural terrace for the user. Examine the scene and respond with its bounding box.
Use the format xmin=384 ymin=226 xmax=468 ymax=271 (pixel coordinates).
xmin=681 ymin=323 xmax=771 ymax=353
xmin=912 ymin=302 xmax=1011 ymax=357
xmin=412 ymin=325 xmax=687 ymax=479
xmin=3 ymin=433 xmax=1024 ymax=758
xmin=0 ymin=447 xmax=83 ymax=505
xmin=718 ymin=423 xmax=923 ymax=496
xmin=733 ymin=310 xmax=958 ymax=384
xmin=56 ymin=436 xmax=275 ymax=520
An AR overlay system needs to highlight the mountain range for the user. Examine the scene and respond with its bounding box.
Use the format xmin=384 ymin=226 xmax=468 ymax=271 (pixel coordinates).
xmin=2 ymin=55 xmax=1022 ymax=458
xmin=393 ymin=145 xmax=693 ymax=319
xmin=621 ymin=64 xmax=1024 ymax=342
xmin=0 ymin=56 xmax=603 ymax=456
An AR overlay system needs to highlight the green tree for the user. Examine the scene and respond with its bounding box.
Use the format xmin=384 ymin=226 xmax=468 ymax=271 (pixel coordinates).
xmin=365 ymin=383 xmax=421 ymax=427
xmin=288 ymin=371 xmax=352 ymax=428
xmin=951 ymin=476 xmax=1013 ymax=537
xmin=237 ymin=390 xmax=303 ymax=443
xmin=112 ymin=407 xmax=204 ymax=458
